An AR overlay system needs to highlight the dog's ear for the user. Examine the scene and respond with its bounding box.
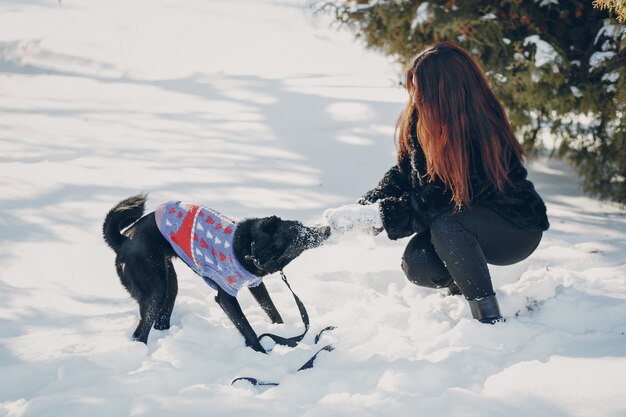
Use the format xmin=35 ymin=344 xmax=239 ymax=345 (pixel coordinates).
xmin=259 ymin=215 xmax=281 ymax=235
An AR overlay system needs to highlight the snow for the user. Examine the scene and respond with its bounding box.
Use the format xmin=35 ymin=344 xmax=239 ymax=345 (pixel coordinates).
xmin=411 ymin=2 xmax=432 ymax=30
xmin=523 ymin=35 xmax=560 ymax=70
xmin=602 ymin=72 xmax=620 ymax=83
xmin=590 ymin=51 xmax=617 ymax=72
xmin=570 ymin=86 xmax=582 ymax=98
xmin=590 ymin=23 xmax=623 ymax=73
xmin=594 ymin=23 xmax=625 ymax=46
xmin=323 ymin=203 xmax=383 ymax=232
xmin=536 ymin=0 xmax=559 ymax=7
xmin=1 ymin=1 xmax=626 ymax=417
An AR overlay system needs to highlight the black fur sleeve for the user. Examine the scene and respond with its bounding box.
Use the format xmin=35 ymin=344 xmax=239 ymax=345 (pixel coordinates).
xmin=357 ymin=165 xmax=407 ymax=205
xmin=378 ymin=194 xmax=428 ymax=240
xmin=357 ymin=164 xmax=434 ymax=240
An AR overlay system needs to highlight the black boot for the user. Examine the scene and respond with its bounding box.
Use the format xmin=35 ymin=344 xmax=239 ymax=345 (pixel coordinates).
xmin=468 ymin=294 xmax=504 ymax=324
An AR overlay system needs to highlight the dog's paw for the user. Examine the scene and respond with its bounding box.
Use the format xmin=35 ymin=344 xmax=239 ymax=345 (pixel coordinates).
xmin=132 ymin=332 xmax=149 ymax=344
xmin=153 ymin=315 xmax=171 ymax=330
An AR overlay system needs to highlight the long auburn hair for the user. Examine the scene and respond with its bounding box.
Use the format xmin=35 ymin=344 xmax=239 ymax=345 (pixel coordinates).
xmin=397 ymin=42 xmax=524 ymax=210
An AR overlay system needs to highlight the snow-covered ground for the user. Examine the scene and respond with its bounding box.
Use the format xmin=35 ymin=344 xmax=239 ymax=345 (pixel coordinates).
xmin=1 ymin=1 xmax=625 ymax=416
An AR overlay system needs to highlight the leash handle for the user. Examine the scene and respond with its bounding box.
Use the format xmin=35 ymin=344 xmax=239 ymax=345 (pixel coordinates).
xmin=231 ymin=344 xmax=335 ymax=387
xmin=230 ymin=271 xmax=337 ymax=388
xmin=314 ymin=326 xmax=336 ymax=344
xmin=231 ymin=377 xmax=279 ymax=387
xmin=297 ymin=344 xmax=335 ymax=371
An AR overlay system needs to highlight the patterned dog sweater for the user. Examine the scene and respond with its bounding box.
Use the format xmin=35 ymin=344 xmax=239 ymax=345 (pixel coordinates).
xmin=154 ymin=201 xmax=263 ymax=296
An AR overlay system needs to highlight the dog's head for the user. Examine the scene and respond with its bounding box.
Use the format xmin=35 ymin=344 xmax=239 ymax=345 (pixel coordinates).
xmin=237 ymin=216 xmax=330 ymax=276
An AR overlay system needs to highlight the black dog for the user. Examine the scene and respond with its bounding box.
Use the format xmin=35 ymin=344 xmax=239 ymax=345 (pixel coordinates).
xmin=102 ymin=194 xmax=329 ymax=352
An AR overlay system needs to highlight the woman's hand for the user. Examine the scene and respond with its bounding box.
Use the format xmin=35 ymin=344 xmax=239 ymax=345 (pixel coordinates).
xmin=323 ymin=202 xmax=383 ymax=233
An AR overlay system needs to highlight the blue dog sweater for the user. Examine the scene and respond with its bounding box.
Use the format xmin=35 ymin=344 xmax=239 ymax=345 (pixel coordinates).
xmin=154 ymin=201 xmax=263 ymax=296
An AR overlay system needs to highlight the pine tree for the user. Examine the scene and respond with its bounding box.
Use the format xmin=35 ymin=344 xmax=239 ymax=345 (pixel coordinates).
xmin=316 ymin=0 xmax=626 ymax=204
xmin=594 ymin=0 xmax=626 ymax=22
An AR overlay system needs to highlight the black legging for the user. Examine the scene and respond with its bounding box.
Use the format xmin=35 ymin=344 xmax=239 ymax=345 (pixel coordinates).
xmin=401 ymin=206 xmax=542 ymax=300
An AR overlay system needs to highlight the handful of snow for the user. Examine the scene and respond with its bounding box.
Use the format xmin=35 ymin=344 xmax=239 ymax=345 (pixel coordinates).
xmin=323 ymin=202 xmax=383 ymax=233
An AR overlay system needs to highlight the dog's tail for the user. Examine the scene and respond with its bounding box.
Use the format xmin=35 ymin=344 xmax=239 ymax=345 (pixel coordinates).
xmin=102 ymin=194 xmax=147 ymax=253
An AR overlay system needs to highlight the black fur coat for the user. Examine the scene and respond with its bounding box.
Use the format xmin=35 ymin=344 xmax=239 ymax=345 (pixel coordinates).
xmin=358 ymin=132 xmax=550 ymax=241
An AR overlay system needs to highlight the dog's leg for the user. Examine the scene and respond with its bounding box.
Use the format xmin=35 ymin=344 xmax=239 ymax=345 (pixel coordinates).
xmin=154 ymin=260 xmax=178 ymax=330
xmin=214 ymin=289 xmax=266 ymax=353
xmin=132 ymin=290 xmax=164 ymax=343
xmin=248 ymin=283 xmax=284 ymax=324
xmin=129 ymin=260 xmax=167 ymax=343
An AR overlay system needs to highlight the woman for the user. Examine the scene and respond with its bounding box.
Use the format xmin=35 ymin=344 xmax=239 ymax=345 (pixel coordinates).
xmin=324 ymin=42 xmax=549 ymax=324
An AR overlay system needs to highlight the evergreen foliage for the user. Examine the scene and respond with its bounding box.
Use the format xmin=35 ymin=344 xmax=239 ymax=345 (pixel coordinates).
xmin=593 ymin=0 xmax=626 ymax=22
xmin=316 ymin=0 xmax=626 ymax=204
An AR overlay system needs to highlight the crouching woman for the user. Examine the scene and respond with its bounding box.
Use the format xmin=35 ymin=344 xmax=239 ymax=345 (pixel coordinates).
xmin=325 ymin=42 xmax=549 ymax=323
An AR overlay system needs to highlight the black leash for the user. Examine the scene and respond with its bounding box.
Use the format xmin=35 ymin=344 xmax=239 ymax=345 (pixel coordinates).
xmin=297 ymin=344 xmax=335 ymax=371
xmin=244 ymin=244 xmax=324 ymax=351
xmin=255 ymin=271 xmax=309 ymax=348
xmin=231 ymin=269 xmax=336 ymax=388
xmin=231 ymin=328 xmax=335 ymax=387
xmin=231 ymin=377 xmax=278 ymax=387
xmin=314 ymin=326 xmax=336 ymax=344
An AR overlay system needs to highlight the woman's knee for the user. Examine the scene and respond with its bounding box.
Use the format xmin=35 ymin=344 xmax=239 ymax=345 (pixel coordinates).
xmin=401 ymin=233 xmax=452 ymax=288
xmin=401 ymin=248 xmax=425 ymax=285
